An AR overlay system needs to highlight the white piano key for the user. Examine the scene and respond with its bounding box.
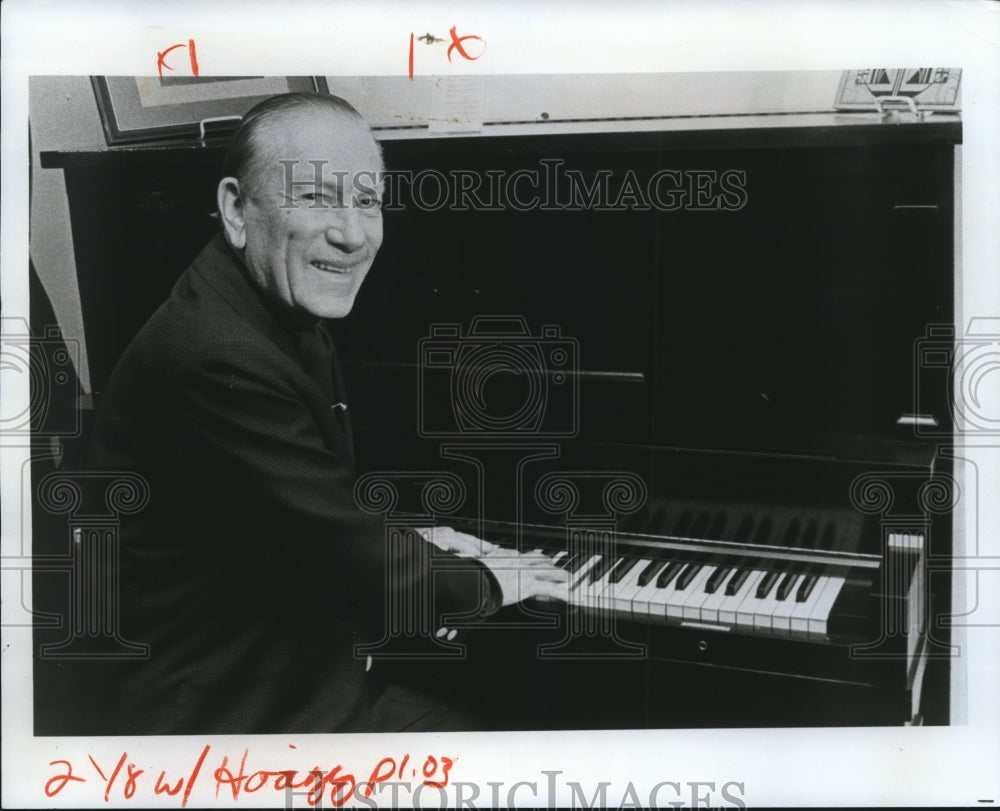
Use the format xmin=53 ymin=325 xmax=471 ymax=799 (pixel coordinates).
xmin=630 ymin=573 xmax=671 ymax=619
xmin=698 ymin=569 xmax=736 ymax=623
xmin=807 ymin=575 xmax=846 ymax=637
xmin=735 ymin=571 xmax=776 ymax=629
xmin=576 ymin=557 xmax=623 ymax=611
xmin=769 ymin=573 xmax=802 ymax=635
xmin=646 ymin=569 xmax=684 ymax=620
xmin=666 ymin=565 xmax=712 ymax=621
xmin=567 ymin=554 xmax=603 ymax=591
xmin=610 ymin=558 xmax=653 ymax=614
xmin=752 ymin=573 xmax=787 ymax=632
xmin=630 ymin=560 xmax=678 ymax=616
xmin=680 ymin=565 xmax=720 ymax=620
xmin=718 ymin=570 xmax=763 ymax=626
xmin=789 ymin=575 xmax=831 ymax=635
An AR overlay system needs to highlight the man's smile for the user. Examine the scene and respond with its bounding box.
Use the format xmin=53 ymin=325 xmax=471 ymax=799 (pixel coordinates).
xmin=310 ymin=260 xmax=356 ymax=273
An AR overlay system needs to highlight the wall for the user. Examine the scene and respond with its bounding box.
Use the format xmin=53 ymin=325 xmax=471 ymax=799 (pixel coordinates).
xmin=29 ymin=76 xmax=107 ymax=391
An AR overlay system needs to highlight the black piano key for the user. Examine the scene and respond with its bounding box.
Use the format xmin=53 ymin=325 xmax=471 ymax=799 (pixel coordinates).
xmin=689 ymin=511 xmax=711 ymax=538
xmin=753 ymin=516 xmax=773 ymax=544
xmin=796 ymin=573 xmax=820 ymax=602
xmin=557 ymin=552 xmax=580 ymax=570
xmin=675 ymin=562 xmax=703 ymax=591
xmin=734 ymin=515 xmax=755 ymax=541
xmin=567 ymin=553 xmax=595 ymax=574
xmin=655 ymin=561 xmax=684 ymax=589
xmin=708 ymin=511 xmax=727 ymax=539
xmin=608 ymin=556 xmax=640 ymax=584
xmin=705 ymin=566 xmax=733 ymax=595
xmin=673 ymin=510 xmax=694 ymax=536
xmin=725 ymin=567 xmax=751 ymax=596
xmin=776 ymin=571 xmax=800 ymax=600
xmin=645 ymin=506 xmax=667 ymax=534
xmin=755 ymin=569 xmax=781 ymax=598
xmin=801 ymin=519 xmax=819 ymax=548
xmin=637 ymin=559 xmax=669 ymax=587
xmin=588 ymin=555 xmax=620 ymax=584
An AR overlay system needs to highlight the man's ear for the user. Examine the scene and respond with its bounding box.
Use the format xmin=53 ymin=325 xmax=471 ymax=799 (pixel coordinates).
xmin=217 ymin=177 xmax=247 ymax=250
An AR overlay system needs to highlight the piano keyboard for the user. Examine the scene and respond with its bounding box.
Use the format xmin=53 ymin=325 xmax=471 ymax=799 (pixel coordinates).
xmin=546 ymin=548 xmax=852 ymax=641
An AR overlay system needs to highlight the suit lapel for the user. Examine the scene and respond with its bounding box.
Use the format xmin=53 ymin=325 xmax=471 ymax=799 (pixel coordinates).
xmin=189 ymin=235 xmax=356 ymax=470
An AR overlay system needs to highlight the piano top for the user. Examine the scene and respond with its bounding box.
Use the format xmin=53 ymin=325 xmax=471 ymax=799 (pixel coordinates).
xmin=40 ymin=111 xmax=962 ymax=168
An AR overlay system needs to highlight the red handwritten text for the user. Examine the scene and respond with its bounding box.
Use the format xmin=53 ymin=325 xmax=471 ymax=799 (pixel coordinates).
xmin=214 ymin=748 xmax=356 ymax=808
xmin=44 ymin=760 xmax=85 ymax=798
xmin=409 ymin=25 xmax=485 ymax=79
xmin=44 ymin=746 xmax=456 ymax=807
xmin=157 ymin=39 xmax=199 ymax=77
xmin=364 ymin=753 xmax=455 ymax=795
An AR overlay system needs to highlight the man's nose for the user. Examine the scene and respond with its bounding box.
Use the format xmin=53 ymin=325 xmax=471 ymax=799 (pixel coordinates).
xmin=324 ymin=206 xmax=366 ymax=251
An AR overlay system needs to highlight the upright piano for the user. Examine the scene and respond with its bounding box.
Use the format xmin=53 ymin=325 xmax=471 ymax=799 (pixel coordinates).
xmin=38 ymin=110 xmax=960 ymax=730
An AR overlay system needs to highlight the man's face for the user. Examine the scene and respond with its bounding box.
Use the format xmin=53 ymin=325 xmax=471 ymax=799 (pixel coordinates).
xmin=237 ymin=109 xmax=384 ymax=319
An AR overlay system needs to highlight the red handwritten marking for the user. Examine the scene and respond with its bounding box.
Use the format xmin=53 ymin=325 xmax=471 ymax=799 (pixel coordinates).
xmin=44 ymin=760 xmax=86 ymax=798
xmin=364 ymin=756 xmax=397 ymax=797
xmin=154 ymin=772 xmax=183 ymax=797
xmin=364 ymin=753 xmax=453 ymax=794
xmin=88 ymin=754 xmax=107 ymax=781
xmin=156 ymin=43 xmax=186 ymax=77
xmin=44 ymin=748 xmax=452 ymax=806
xmin=187 ymin=39 xmax=199 ymax=76
xmin=157 ymin=40 xmax=199 ymax=78
xmin=124 ymin=762 xmax=144 ymax=800
xmin=446 ymin=25 xmax=484 ymax=63
xmin=182 ymin=744 xmax=210 ymax=808
xmin=214 ymin=748 xmax=355 ymax=807
xmin=215 ymin=748 xmax=249 ymax=799
xmin=104 ymin=752 xmax=128 ymax=803
xmin=326 ymin=766 xmax=357 ymax=807
xmin=423 ymin=755 xmax=455 ymax=789
xmin=408 ymin=26 xmax=483 ymax=79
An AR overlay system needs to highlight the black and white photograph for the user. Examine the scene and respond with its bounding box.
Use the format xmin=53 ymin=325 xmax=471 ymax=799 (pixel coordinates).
xmin=3 ymin=2 xmax=999 ymax=808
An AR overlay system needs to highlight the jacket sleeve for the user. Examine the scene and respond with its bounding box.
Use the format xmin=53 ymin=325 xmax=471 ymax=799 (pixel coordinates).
xmin=168 ymin=337 xmax=503 ymax=624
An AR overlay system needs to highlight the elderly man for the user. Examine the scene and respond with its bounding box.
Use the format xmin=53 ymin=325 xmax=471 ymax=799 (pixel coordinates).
xmin=86 ymin=92 xmax=566 ymax=734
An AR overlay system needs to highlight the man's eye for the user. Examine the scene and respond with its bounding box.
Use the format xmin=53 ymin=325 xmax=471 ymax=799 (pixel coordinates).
xmin=356 ymin=195 xmax=382 ymax=210
xmin=301 ymin=192 xmax=332 ymax=205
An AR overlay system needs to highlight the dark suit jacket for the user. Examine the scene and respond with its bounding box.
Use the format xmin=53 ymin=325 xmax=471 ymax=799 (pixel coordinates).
xmin=87 ymin=234 xmax=499 ymax=734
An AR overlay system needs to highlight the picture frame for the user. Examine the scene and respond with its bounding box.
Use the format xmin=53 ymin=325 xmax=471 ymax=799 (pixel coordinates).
xmin=90 ymin=75 xmax=329 ymax=145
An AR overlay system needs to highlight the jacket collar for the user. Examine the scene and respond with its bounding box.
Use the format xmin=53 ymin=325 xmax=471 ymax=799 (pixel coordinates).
xmin=189 ymin=233 xmax=305 ymax=360
xmin=187 ymin=234 xmax=355 ymax=467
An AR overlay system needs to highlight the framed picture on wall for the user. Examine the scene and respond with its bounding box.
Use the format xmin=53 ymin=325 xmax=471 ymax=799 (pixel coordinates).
xmin=91 ymin=75 xmax=329 ymax=145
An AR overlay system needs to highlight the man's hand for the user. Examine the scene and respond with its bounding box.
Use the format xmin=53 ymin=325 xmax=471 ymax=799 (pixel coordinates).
xmin=477 ymin=547 xmax=569 ymax=606
xmin=417 ymin=526 xmax=498 ymax=557
xmin=417 ymin=527 xmax=568 ymax=606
